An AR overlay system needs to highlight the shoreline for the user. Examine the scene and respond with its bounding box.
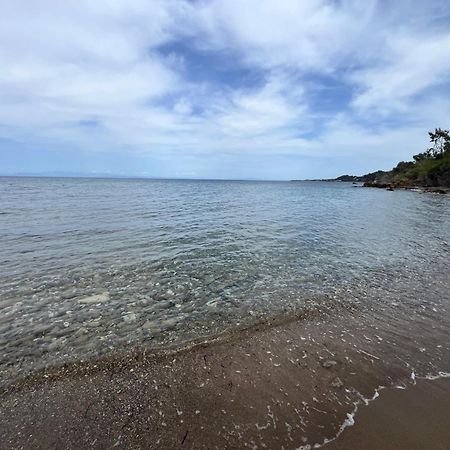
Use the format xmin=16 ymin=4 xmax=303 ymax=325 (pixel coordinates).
xmin=361 ymin=182 xmax=450 ymax=194
xmin=1 ymin=298 xmax=449 ymax=449
xmin=0 ymin=304 xmax=341 ymax=393
xmin=326 ymin=376 xmax=450 ymax=450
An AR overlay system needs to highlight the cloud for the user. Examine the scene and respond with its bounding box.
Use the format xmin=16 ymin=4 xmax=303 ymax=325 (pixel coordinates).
xmin=194 ymin=0 xmax=377 ymax=72
xmin=351 ymin=32 xmax=450 ymax=114
xmin=0 ymin=0 xmax=450 ymax=179
xmin=212 ymin=75 xmax=307 ymax=137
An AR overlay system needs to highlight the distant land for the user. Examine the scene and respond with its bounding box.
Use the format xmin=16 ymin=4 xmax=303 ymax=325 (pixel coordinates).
xmin=294 ymin=128 xmax=450 ymax=193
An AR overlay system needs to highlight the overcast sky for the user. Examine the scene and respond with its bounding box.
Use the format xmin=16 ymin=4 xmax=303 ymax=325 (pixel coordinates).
xmin=1 ymin=0 xmax=450 ymax=180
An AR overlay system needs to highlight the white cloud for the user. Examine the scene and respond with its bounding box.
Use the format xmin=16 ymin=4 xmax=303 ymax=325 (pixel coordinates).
xmin=351 ymin=32 xmax=450 ymax=114
xmin=195 ymin=0 xmax=377 ymax=72
xmin=212 ymin=76 xmax=306 ymax=137
xmin=0 ymin=0 xmax=186 ymax=137
xmin=0 ymin=0 xmax=449 ymax=178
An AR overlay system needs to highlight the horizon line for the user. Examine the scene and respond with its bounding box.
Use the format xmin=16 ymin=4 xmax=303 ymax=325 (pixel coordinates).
xmin=0 ymin=173 xmax=352 ymax=183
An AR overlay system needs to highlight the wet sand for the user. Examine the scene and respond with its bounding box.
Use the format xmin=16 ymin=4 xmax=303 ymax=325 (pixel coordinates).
xmin=1 ymin=302 xmax=450 ymax=450
xmin=327 ymin=377 xmax=450 ymax=450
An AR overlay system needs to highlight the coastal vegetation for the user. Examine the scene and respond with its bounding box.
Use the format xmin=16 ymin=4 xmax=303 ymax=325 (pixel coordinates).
xmin=337 ymin=128 xmax=450 ymax=189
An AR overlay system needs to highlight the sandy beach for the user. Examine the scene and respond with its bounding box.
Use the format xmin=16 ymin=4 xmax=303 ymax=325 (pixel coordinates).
xmin=2 ymin=0 xmax=450 ymax=447
xmin=326 ymin=377 xmax=450 ymax=450
xmin=2 ymin=300 xmax=449 ymax=450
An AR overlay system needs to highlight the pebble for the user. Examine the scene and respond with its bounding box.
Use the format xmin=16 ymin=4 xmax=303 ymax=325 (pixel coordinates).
xmin=142 ymin=321 xmax=161 ymax=334
xmin=61 ymin=289 xmax=78 ymax=300
xmin=78 ymin=292 xmax=110 ymax=305
xmin=160 ymin=318 xmax=178 ymax=330
xmin=330 ymin=377 xmax=343 ymax=388
xmin=322 ymin=360 xmax=338 ymax=369
xmin=123 ymin=313 xmax=138 ymax=323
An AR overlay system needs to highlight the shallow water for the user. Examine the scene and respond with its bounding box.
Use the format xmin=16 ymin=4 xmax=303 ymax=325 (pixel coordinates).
xmin=1 ymin=177 xmax=449 ymax=383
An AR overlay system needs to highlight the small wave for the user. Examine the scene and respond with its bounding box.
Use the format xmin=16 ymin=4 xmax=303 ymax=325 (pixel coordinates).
xmin=418 ymin=371 xmax=450 ymax=381
xmin=296 ymin=387 xmax=382 ymax=450
xmin=296 ymin=370 xmax=450 ymax=450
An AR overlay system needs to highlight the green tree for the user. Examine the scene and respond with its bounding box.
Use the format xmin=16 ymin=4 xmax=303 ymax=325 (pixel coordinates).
xmin=428 ymin=128 xmax=450 ymax=158
xmin=413 ymin=128 xmax=450 ymax=162
xmin=392 ymin=161 xmax=414 ymax=173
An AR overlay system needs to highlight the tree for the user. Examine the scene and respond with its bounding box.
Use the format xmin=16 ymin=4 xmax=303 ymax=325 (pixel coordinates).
xmin=413 ymin=151 xmax=431 ymax=162
xmin=428 ymin=128 xmax=450 ymax=158
xmin=413 ymin=128 xmax=449 ymax=162
xmin=392 ymin=161 xmax=414 ymax=173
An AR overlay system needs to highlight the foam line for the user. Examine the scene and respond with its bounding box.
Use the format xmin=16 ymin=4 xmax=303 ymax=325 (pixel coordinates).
xmin=296 ymin=370 xmax=450 ymax=450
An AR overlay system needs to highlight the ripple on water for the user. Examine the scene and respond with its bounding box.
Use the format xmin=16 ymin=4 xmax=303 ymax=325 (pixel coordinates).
xmin=0 ymin=178 xmax=449 ymax=384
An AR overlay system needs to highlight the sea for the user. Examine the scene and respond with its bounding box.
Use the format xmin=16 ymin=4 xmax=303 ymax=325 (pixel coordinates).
xmin=1 ymin=177 xmax=449 ymax=385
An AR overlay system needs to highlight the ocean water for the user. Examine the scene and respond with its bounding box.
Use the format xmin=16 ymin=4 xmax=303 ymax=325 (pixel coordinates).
xmin=1 ymin=177 xmax=449 ymax=383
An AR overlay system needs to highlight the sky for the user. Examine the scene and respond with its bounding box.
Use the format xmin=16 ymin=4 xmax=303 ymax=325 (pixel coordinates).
xmin=1 ymin=0 xmax=450 ymax=180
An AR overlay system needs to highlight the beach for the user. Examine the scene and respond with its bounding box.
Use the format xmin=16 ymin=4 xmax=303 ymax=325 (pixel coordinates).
xmin=326 ymin=377 xmax=450 ymax=450
xmin=1 ymin=178 xmax=450 ymax=449
xmin=2 ymin=0 xmax=450 ymax=447
xmin=2 ymin=297 xmax=450 ymax=449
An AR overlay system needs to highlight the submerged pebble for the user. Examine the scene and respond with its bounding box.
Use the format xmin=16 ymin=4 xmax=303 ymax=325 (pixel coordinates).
xmin=123 ymin=313 xmax=138 ymax=323
xmin=78 ymin=292 xmax=110 ymax=305
xmin=1 ymin=178 xmax=449 ymax=388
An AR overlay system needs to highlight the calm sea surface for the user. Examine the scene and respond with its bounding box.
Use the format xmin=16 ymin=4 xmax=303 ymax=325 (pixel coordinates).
xmin=1 ymin=177 xmax=449 ymax=382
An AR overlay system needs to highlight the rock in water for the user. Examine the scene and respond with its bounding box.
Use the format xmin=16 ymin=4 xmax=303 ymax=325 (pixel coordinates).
xmin=78 ymin=292 xmax=110 ymax=304
xmin=122 ymin=313 xmax=138 ymax=323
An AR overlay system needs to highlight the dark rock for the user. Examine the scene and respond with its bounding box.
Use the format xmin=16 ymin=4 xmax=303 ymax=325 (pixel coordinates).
xmin=363 ymin=182 xmax=391 ymax=189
